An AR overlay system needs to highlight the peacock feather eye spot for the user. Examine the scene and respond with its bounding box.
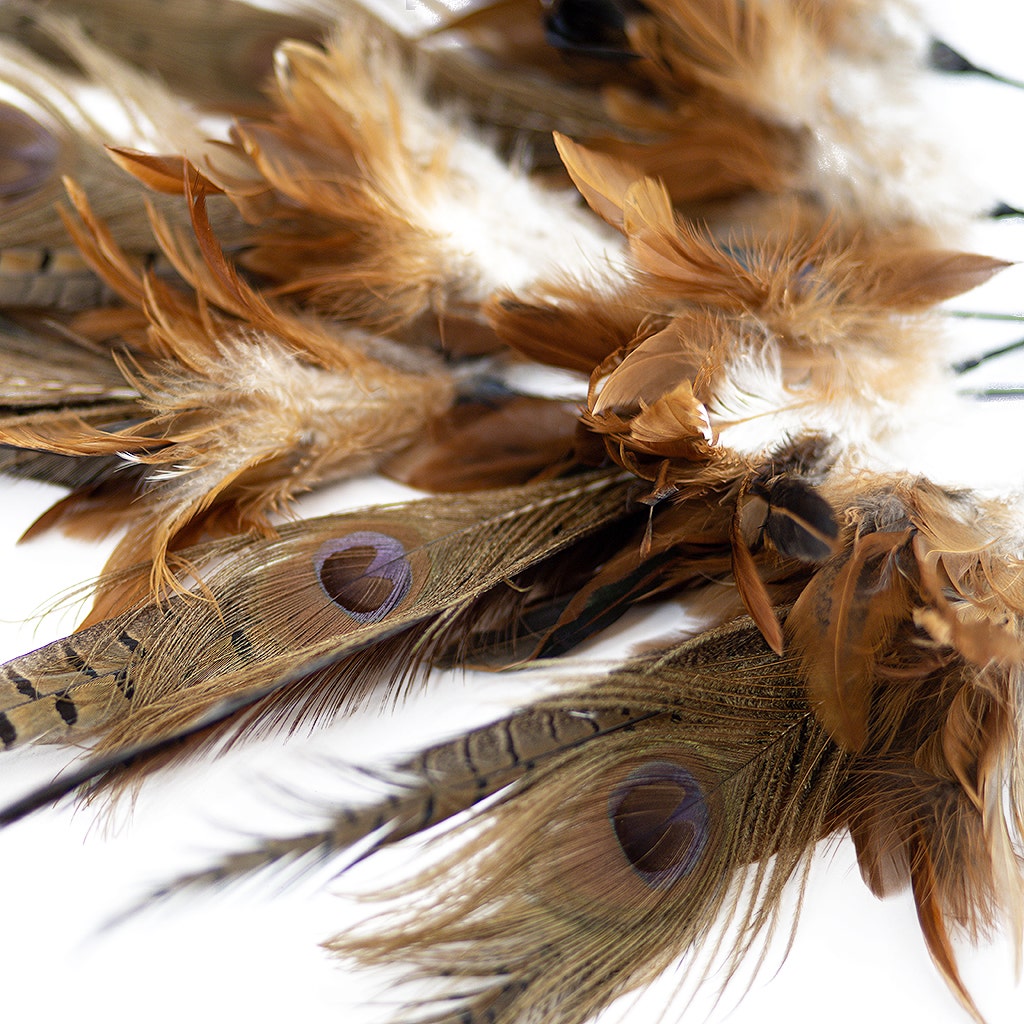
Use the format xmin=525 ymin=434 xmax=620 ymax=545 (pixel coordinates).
xmin=0 ymin=103 xmax=59 ymax=203
xmin=608 ymin=762 xmax=709 ymax=887
xmin=315 ymin=532 xmax=413 ymax=622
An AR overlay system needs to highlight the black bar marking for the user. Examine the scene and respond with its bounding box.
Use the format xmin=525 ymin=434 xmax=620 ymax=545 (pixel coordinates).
xmin=9 ymin=671 xmax=40 ymax=701
xmin=0 ymin=713 xmax=16 ymax=748
xmin=112 ymin=668 xmax=136 ymax=702
xmin=117 ymin=630 xmax=140 ymax=653
xmin=54 ymin=693 xmax=78 ymax=727
xmin=60 ymin=642 xmax=98 ymax=679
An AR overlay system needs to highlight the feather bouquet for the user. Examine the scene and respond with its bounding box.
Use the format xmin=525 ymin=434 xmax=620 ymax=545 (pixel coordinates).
xmin=0 ymin=0 xmax=1023 ymax=1021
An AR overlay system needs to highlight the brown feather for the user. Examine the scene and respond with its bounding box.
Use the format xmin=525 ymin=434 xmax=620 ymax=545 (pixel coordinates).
xmin=788 ymin=525 xmax=915 ymax=751
xmin=731 ymin=485 xmax=785 ymax=655
xmin=0 ymin=472 xmax=639 ymax=759
xmin=383 ymin=397 xmax=579 ymax=493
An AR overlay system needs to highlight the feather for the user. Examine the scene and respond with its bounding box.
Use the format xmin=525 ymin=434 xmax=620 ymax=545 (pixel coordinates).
xmin=0 ymin=471 xmax=639 ymax=762
xmin=0 ymin=13 xmax=247 ymax=265
xmin=104 ymin=25 xmax=627 ymax=346
xmin=107 ymin=607 xmax=1020 ymax=1024
xmin=52 ymin=618 xmax=852 ymax=1024
xmin=731 ymin=489 xmax=786 ymax=655
xmin=789 ymin=524 xmax=915 ymax=751
xmin=382 ymin=396 xmax=580 ymax=493
xmin=0 ymin=0 xmax=324 ymax=112
xmin=0 ymin=177 xmax=463 ymax=594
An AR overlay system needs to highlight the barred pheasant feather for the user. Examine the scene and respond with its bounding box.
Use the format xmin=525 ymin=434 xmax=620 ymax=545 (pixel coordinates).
xmin=0 ymin=1 xmax=1023 ymax=1021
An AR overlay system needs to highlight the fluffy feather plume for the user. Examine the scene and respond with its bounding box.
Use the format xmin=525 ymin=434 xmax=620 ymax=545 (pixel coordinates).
xmin=0 ymin=2 xmax=1022 ymax=1023
xmin=1 ymin=175 xmax=461 ymax=600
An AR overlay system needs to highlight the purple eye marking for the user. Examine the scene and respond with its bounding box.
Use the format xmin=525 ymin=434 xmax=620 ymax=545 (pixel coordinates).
xmin=608 ymin=761 xmax=709 ymax=887
xmin=315 ymin=532 xmax=413 ymax=623
xmin=0 ymin=104 xmax=60 ymax=203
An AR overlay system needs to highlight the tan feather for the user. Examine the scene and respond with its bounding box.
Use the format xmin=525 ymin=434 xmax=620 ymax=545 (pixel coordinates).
xmin=0 ymin=14 xmax=246 ymax=262
xmin=99 ymin=27 xmax=627 ymax=344
xmin=0 ymin=471 xmax=639 ymax=759
xmin=553 ymin=131 xmax=637 ymax=230
xmin=485 ymin=285 xmax=653 ymax=375
xmin=0 ymin=0 xmax=324 ymax=112
xmin=1 ymin=177 xmax=461 ymax=594
xmin=593 ymin=87 xmax=805 ymax=204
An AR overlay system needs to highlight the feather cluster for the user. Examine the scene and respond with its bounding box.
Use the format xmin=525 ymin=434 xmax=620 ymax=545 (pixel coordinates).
xmin=0 ymin=1 xmax=1022 ymax=1022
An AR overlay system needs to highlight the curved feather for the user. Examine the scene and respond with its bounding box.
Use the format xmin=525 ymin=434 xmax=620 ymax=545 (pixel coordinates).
xmin=0 ymin=471 xmax=639 ymax=762
xmin=0 ymin=0 xmax=324 ymax=112
xmin=0 ymin=15 xmax=245 ymax=260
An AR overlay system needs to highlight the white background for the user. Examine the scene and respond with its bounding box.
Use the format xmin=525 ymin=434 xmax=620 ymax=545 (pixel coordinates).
xmin=2 ymin=2 xmax=1024 ymax=1022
